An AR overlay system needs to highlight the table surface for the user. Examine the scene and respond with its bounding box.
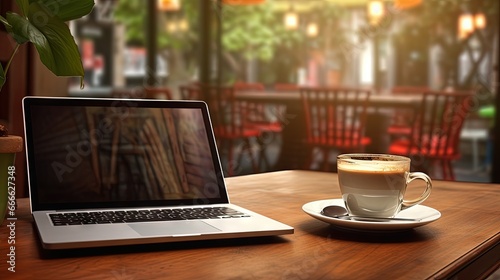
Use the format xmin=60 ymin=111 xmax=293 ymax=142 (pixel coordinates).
xmin=235 ymin=90 xmax=423 ymax=107
xmin=1 ymin=170 xmax=499 ymax=279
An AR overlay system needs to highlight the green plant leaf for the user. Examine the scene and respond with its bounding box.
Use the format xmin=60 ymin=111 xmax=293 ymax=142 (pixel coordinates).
xmin=0 ymin=15 xmax=11 ymax=31
xmin=29 ymin=0 xmax=95 ymax=21
xmin=5 ymin=13 xmax=31 ymax=44
xmin=26 ymin=2 xmax=84 ymax=77
xmin=15 ymin=0 xmax=29 ymax=17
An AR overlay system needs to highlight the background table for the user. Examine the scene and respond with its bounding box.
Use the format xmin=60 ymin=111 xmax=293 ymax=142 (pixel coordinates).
xmin=0 ymin=170 xmax=499 ymax=279
xmin=236 ymin=91 xmax=422 ymax=170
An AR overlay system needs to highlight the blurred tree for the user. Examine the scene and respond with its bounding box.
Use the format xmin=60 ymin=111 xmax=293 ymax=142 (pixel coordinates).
xmin=113 ymin=0 xmax=146 ymax=46
xmin=307 ymin=4 xmax=348 ymax=86
xmin=409 ymin=0 xmax=498 ymax=90
xmin=221 ymin=1 xmax=347 ymax=84
xmin=113 ymin=0 xmax=201 ymax=86
xmin=220 ymin=2 xmax=303 ymax=82
xmin=112 ymin=0 xmax=349 ymax=86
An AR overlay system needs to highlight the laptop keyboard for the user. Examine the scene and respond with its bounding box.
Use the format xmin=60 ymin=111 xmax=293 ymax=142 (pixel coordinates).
xmin=49 ymin=207 xmax=250 ymax=226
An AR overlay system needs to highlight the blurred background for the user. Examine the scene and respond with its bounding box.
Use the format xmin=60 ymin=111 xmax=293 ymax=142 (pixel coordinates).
xmin=1 ymin=0 xmax=499 ymax=196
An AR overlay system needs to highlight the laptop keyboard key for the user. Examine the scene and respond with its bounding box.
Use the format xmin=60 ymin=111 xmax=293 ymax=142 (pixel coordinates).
xmin=49 ymin=207 xmax=250 ymax=226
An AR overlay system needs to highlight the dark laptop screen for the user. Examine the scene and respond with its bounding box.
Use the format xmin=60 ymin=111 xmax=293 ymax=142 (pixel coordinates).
xmin=23 ymin=98 xmax=229 ymax=211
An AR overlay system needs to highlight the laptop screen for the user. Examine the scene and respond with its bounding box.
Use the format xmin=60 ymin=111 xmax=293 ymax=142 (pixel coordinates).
xmin=23 ymin=97 xmax=229 ymax=211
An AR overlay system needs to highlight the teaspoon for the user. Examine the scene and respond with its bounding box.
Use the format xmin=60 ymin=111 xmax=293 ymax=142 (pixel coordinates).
xmin=321 ymin=205 xmax=419 ymax=222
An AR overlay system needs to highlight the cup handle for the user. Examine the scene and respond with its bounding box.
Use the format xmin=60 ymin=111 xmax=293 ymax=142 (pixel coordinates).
xmin=401 ymin=172 xmax=432 ymax=210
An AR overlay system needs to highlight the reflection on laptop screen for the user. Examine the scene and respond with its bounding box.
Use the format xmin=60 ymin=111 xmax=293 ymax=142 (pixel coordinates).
xmin=28 ymin=104 xmax=222 ymax=206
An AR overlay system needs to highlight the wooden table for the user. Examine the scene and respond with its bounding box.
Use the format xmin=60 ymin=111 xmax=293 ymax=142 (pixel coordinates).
xmin=236 ymin=90 xmax=423 ymax=108
xmin=1 ymin=170 xmax=499 ymax=279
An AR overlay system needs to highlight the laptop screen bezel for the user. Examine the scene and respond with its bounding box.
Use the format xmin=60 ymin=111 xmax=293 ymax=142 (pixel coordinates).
xmin=23 ymin=97 xmax=230 ymax=212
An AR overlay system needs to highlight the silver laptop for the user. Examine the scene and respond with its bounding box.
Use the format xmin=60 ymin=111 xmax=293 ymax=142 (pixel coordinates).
xmin=23 ymin=96 xmax=293 ymax=250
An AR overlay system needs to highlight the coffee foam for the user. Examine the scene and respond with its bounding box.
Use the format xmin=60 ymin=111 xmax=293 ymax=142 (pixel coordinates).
xmin=338 ymin=160 xmax=409 ymax=173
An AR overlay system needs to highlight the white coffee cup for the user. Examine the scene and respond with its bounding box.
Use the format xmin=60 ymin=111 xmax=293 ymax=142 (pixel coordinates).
xmin=337 ymin=153 xmax=432 ymax=218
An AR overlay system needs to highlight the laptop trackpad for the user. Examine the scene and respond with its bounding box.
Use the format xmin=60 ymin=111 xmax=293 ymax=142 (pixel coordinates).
xmin=128 ymin=221 xmax=221 ymax=237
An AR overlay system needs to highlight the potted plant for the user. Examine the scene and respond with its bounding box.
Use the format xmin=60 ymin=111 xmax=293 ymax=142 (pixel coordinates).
xmin=0 ymin=0 xmax=95 ymax=223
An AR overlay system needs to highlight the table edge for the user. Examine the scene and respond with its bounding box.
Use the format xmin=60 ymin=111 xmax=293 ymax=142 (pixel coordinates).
xmin=430 ymin=232 xmax=500 ymax=279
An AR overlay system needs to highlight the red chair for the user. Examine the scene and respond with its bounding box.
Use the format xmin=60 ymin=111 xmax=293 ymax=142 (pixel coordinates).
xmin=203 ymin=85 xmax=261 ymax=176
xmin=387 ymin=86 xmax=430 ymax=137
xmin=300 ymin=87 xmax=372 ymax=171
xmin=143 ymin=87 xmax=173 ymax=99
xmin=233 ymin=82 xmax=282 ymax=171
xmin=274 ymin=83 xmax=299 ymax=91
xmin=179 ymin=84 xmax=201 ymax=100
xmin=233 ymin=81 xmax=265 ymax=91
xmin=233 ymin=81 xmax=280 ymax=130
xmin=388 ymin=91 xmax=474 ymax=180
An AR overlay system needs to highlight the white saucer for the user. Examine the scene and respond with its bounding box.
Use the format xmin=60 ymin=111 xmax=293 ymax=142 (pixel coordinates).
xmin=302 ymin=199 xmax=441 ymax=231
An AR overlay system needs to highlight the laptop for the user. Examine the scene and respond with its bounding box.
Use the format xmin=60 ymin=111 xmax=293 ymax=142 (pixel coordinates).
xmin=23 ymin=96 xmax=293 ymax=250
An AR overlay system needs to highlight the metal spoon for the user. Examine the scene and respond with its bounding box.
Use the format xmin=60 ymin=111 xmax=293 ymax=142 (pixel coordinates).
xmin=321 ymin=205 xmax=419 ymax=222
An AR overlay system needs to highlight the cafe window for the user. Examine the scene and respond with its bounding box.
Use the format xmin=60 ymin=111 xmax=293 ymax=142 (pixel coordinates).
xmin=69 ymin=0 xmax=199 ymax=96
xmin=68 ymin=0 xmax=498 ymax=183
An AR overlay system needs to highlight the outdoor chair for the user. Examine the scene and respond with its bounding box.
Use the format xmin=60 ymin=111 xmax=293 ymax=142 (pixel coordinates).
xmin=203 ymin=85 xmax=261 ymax=176
xmin=234 ymin=81 xmax=282 ymax=171
xmin=300 ymin=87 xmax=372 ymax=171
xmin=388 ymin=90 xmax=474 ymax=180
xmin=387 ymin=86 xmax=430 ymax=137
xmin=143 ymin=87 xmax=173 ymax=99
